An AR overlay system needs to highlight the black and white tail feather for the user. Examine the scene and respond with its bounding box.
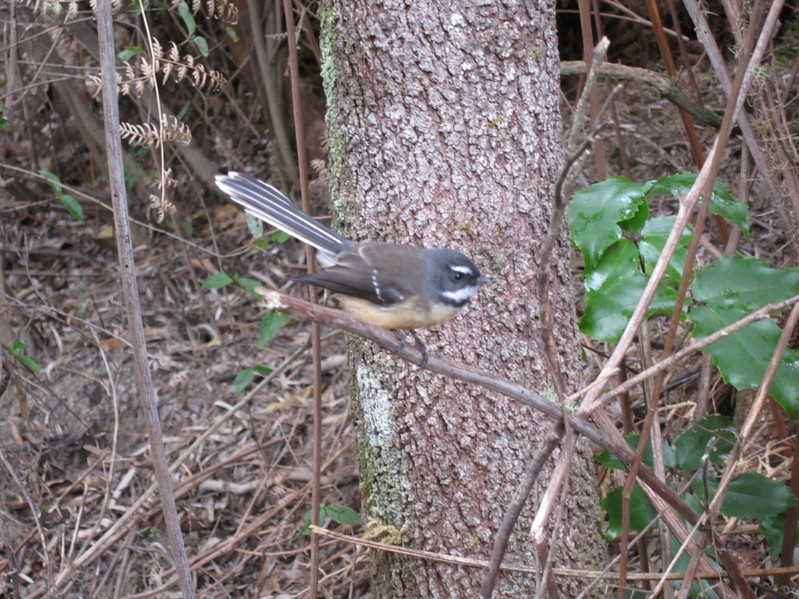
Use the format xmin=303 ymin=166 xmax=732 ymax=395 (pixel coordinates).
xmin=215 ymin=172 xmax=353 ymax=264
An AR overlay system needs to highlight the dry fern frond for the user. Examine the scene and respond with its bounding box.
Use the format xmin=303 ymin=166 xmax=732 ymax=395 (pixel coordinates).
xmin=119 ymin=116 xmax=192 ymax=147
xmin=207 ymin=0 xmax=239 ymax=24
xmin=149 ymin=193 xmax=176 ymax=223
xmin=151 ymin=38 xmax=164 ymax=63
xmin=160 ymin=115 xmax=192 ymax=146
xmin=89 ymin=38 xmax=226 ymax=98
xmin=65 ymin=1 xmax=78 ymax=20
xmin=170 ymin=0 xmax=238 ymax=24
xmin=156 ymin=41 xmax=226 ymax=91
xmin=150 ymin=169 xmax=179 ymax=190
xmin=88 ymin=0 xmax=123 ymax=12
xmin=120 ymin=122 xmax=161 ymax=147
xmin=86 ymin=74 xmax=102 ymax=97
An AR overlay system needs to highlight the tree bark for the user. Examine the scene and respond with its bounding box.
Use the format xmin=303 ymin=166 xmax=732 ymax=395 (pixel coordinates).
xmin=320 ymin=1 xmax=607 ymax=596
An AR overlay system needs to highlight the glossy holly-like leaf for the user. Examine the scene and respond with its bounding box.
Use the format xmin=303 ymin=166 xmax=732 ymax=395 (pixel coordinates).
xmin=691 ymin=305 xmax=799 ymax=419
xmin=694 ymin=473 xmax=798 ymax=558
xmin=580 ymin=240 xmax=677 ymax=343
xmin=639 ymin=216 xmax=692 ymax=284
xmin=649 ymin=172 xmax=749 ymax=237
xmin=596 ymin=433 xmax=676 ymax=471
xmin=569 ymin=176 xmax=649 ymax=272
xmin=602 ymin=484 xmax=658 ymax=538
xmin=673 ymin=415 xmax=736 ymax=471
xmin=692 ymin=255 xmax=799 ymax=309
xmin=721 ymin=473 xmax=799 ymax=520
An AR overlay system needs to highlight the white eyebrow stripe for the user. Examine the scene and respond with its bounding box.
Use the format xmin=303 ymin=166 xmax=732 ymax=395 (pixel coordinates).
xmin=450 ymin=264 xmax=475 ymax=275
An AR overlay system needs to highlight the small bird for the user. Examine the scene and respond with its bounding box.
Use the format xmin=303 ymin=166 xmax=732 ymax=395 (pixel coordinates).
xmin=216 ymin=172 xmax=486 ymax=357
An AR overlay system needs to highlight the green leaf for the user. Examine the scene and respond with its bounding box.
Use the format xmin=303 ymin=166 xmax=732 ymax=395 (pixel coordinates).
xmin=234 ymin=365 xmax=272 ymax=393
xmin=569 ymin=176 xmax=649 ymax=271
xmin=117 ymin=46 xmax=146 ymax=62
xmin=618 ymin=200 xmax=649 ymax=234
xmin=0 ymin=100 xmax=9 ymax=132
xmin=59 ymin=194 xmax=84 ymax=221
xmin=694 ymin=474 xmax=798 ymax=558
xmin=300 ymin=504 xmax=361 ymax=535
xmin=579 ymin=240 xmax=676 ymax=343
xmin=38 ymin=171 xmax=84 ymax=221
xmin=647 ymin=172 xmax=700 ymax=197
xmin=245 ymin=212 xmax=263 ymax=238
xmin=596 ymin=433 xmax=676 ymax=471
xmin=202 ymin=272 xmax=234 ymax=289
xmin=602 ymin=484 xmax=658 ymax=538
xmin=690 ymin=256 xmax=799 ymax=417
xmin=322 ymin=504 xmax=361 ymax=526
xmin=38 ymin=169 xmax=63 ymax=193
xmin=234 ymin=276 xmax=262 ymax=297
xmin=722 ymin=473 xmax=799 ymax=520
xmin=259 ymin=311 xmax=290 ymax=346
xmin=176 ymin=102 xmax=191 ymax=120
xmin=759 ymin=513 xmax=791 ymax=559
xmin=271 ymin=230 xmax=291 ymax=244
xmin=691 ymin=305 xmax=799 ymax=418
xmin=225 ymin=26 xmax=240 ymax=43
xmin=234 ymin=368 xmax=255 ymax=393
xmin=300 ymin=509 xmax=313 ymax=535
xmin=648 ymin=172 xmax=749 ymax=237
xmin=673 ymin=415 xmax=735 ymax=471
xmin=638 ymin=216 xmax=691 ymax=284
xmin=178 ymin=1 xmax=196 ymax=36
xmin=251 ymin=237 xmax=270 ymax=251
xmin=192 ymin=36 xmax=209 ymax=57
xmin=708 ymin=182 xmax=750 ymax=238
xmin=6 ymin=342 xmax=41 ymax=374
xmin=692 ymin=255 xmax=799 ymax=309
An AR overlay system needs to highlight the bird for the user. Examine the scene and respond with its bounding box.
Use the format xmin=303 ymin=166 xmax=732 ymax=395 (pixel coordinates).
xmin=216 ymin=172 xmax=486 ymax=360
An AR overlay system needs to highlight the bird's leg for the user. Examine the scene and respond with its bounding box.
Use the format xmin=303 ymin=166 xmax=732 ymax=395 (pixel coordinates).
xmin=391 ymin=330 xmax=429 ymax=366
xmin=392 ymin=330 xmax=406 ymax=353
xmin=410 ymin=330 xmax=429 ymax=366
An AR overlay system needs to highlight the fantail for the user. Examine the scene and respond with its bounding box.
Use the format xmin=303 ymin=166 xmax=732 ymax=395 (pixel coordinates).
xmin=216 ymin=172 xmax=486 ymax=343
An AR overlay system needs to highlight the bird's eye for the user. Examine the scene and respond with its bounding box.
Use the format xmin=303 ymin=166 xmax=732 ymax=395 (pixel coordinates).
xmin=452 ymin=271 xmax=463 ymax=281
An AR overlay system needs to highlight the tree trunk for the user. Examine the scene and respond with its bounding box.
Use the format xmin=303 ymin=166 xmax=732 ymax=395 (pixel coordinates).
xmin=320 ymin=1 xmax=607 ymax=596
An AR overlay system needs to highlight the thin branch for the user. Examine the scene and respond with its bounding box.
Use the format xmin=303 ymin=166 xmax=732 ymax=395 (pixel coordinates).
xmin=309 ymin=526 xmax=799 ymax=582
xmin=95 ymin=3 xmax=195 ymax=597
xmin=560 ymin=61 xmax=724 ymax=129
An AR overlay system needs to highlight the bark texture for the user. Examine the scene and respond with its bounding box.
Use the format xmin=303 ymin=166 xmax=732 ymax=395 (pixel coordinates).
xmin=320 ymin=1 xmax=607 ymax=596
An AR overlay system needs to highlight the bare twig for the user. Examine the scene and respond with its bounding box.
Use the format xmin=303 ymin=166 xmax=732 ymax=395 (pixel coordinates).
xmin=94 ymin=3 xmax=195 ymax=596
xmin=310 ymin=525 xmax=799 ymax=582
xmin=279 ymin=0 xmax=324 ymax=596
xmin=560 ymin=61 xmax=724 ymax=129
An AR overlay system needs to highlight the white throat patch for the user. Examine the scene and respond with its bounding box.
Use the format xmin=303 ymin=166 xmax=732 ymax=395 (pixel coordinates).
xmin=440 ymin=285 xmax=479 ymax=305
